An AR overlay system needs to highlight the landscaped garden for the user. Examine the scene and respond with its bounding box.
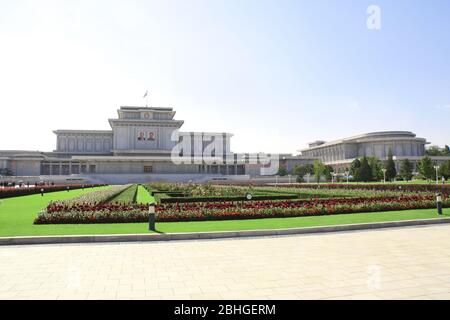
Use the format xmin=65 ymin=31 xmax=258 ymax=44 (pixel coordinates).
xmin=32 ymin=182 xmax=450 ymax=224
xmin=0 ymin=182 xmax=448 ymax=237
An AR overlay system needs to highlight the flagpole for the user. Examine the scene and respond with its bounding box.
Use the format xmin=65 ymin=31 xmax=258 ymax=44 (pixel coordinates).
xmin=144 ymin=90 xmax=149 ymax=107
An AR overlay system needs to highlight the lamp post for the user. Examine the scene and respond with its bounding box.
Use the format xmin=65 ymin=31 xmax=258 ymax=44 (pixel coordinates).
xmin=436 ymin=193 xmax=443 ymax=215
xmin=331 ymin=172 xmax=335 ymax=183
xmin=434 ymin=165 xmax=440 ymax=185
xmin=345 ymin=171 xmax=349 ymax=183
xmin=288 ymin=174 xmax=292 ymax=184
xmin=382 ymin=169 xmax=387 ymax=183
xmin=148 ymin=204 xmax=156 ymax=231
xmin=306 ymin=173 xmax=310 ymax=184
xmin=275 ymin=175 xmax=279 ymax=187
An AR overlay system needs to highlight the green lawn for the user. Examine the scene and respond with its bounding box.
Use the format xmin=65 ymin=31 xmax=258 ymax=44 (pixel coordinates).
xmin=136 ymin=185 xmax=156 ymax=204
xmin=109 ymin=184 xmax=138 ymax=203
xmin=0 ymin=188 xmax=449 ymax=237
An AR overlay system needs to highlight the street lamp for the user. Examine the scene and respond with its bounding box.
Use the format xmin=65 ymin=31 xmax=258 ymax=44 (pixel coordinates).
xmin=382 ymin=169 xmax=387 ymax=183
xmin=436 ymin=193 xmax=443 ymax=215
xmin=434 ymin=165 xmax=440 ymax=185
xmin=148 ymin=204 xmax=156 ymax=231
xmin=288 ymin=174 xmax=292 ymax=184
xmin=345 ymin=171 xmax=349 ymax=183
xmin=306 ymin=173 xmax=311 ymax=184
xmin=331 ymin=172 xmax=335 ymax=183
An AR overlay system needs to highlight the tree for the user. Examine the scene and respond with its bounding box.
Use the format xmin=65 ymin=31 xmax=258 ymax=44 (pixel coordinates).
xmin=367 ymin=156 xmax=383 ymax=181
xmin=349 ymin=159 xmax=361 ymax=181
xmin=418 ymin=156 xmax=435 ymax=180
xmin=313 ymin=160 xmax=325 ymax=183
xmin=399 ymin=159 xmax=414 ymax=181
xmin=425 ymin=145 xmax=443 ymax=156
xmin=359 ymin=157 xmax=373 ymax=182
xmin=385 ymin=149 xmax=397 ymax=181
xmin=441 ymin=160 xmax=450 ymax=180
xmin=277 ymin=166 xmax=288 ymax=176
xmin=323 ymin=165 xmax=334 ymax=182
xmin=293 ymin=164 xmax=314 ymax=182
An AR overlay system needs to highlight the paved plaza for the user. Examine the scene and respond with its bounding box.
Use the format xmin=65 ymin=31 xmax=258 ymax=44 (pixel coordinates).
xmin=1 ymin=225 xmax=450 ymax=300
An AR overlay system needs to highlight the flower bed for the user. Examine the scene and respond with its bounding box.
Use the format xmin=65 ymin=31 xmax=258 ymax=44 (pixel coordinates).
xmin=146 ymin=183 xmax=300 ymax=203
xmin=255 ymin=187 xmax=426 ymax=199
xmin=0 ymin=184 xmax=106 ymax=199
xmin=282 ymin=184 xmax=450 ymax=193
xmin=154 ymin=194 xmax=448 ymax=222
xmin=34 ymin=193 xmax=449 ymax=224
xmin=35 ymin=203 xmax=149 ymax=224
xmin=54 ymin=185 xmax=131 ymax=205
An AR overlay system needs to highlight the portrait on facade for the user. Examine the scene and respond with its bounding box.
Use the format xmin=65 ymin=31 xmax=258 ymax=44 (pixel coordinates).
xmin=137 ymin=131 xmax=155 ymax=141
xmin=138 ymin=132 xmax=146 ymax=141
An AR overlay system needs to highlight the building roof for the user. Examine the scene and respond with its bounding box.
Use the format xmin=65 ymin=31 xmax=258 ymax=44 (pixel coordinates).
xmin=119 ymin=106 xmax=174 ymax=112
xmin=53 ymin=130 xmax=113 ymax=135
xmin=300 ymin=131 xmax=429 ymax=152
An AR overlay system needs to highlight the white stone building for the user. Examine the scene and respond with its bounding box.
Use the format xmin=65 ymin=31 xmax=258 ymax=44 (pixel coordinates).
xmin=1 ymin=113 xmax=448 ymax=183
xmin=0 ymin=106 xmax=297 ymax=183
xmin=300 ymin=131 xmax=449 ymax=172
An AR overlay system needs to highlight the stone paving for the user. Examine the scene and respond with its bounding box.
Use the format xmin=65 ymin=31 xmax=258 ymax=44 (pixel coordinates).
xmin=1 ymin=225 xmax=450 ymax=300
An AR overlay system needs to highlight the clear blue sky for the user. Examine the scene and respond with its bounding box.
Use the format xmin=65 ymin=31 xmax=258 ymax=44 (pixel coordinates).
xmin=0 ymin=0 xmax=449 ymax=154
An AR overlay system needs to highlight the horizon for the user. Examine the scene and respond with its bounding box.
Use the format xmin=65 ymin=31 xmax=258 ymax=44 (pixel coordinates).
xmin=1 ymin=0 xmax=449 ymax=154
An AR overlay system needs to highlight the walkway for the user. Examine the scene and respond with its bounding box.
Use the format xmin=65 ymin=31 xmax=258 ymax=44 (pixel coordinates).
xmin=1 ymin=225 xmax=450 ymax=299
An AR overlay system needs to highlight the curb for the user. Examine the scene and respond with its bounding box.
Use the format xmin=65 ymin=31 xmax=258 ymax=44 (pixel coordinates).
xmin=1 ymin=217 xmax=450 ymax=246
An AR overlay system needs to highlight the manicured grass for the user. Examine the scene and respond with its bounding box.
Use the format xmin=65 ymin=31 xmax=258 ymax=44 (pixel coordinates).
xmin=109 ymin=184 xmax=138 ymax=203
xmin=156 ymin=208 xmax=450 ymax=233
xmin=136 ymin=185 xmax=156 ymax=204
xmin=0 ymin=187 xmax=449 ymax=237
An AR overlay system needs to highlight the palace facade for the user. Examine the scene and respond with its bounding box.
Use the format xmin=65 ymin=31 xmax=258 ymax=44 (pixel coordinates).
xmin=1 ymin=106 xmax=310 ymax=183
xmin=1 ymin=109 xmax=448 ymax=183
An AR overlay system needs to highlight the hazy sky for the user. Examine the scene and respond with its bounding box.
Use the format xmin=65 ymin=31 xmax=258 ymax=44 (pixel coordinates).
xmin=0 ymin=0 xmax=449 ymax=154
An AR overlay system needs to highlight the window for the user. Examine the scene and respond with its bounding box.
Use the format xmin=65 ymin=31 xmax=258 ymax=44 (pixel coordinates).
xmin=144 ymin=166 xmax=153 ymax=173
xmin=71 ymin=165 xmax=80 ymax=174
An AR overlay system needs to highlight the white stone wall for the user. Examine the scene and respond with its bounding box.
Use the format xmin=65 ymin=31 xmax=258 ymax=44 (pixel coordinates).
xmin=56 ymin=132 xmax=113 ymax=153
xmin=11 ymin=160 xmax=41 ymax=176
xmin=94 ymin=161 xmax=201 ymax=174
xmin=0 ymin=159 xmax=10 ymax=169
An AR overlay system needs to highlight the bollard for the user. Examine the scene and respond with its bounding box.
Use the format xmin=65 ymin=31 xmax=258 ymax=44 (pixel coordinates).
xmin=40 ymin=188 xmax=44 ymax=197
xmin=436 ymin=193 xmax=443 ymax=215
xmin=148 ymin=205 xmax=156 ymax=231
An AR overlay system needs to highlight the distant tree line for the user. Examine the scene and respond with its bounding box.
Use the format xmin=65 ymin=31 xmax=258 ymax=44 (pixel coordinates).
xmin=425 ymin=145 xmax=450 ymax=156
xmin=289 ymin=148 xmax=450 ymax=183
